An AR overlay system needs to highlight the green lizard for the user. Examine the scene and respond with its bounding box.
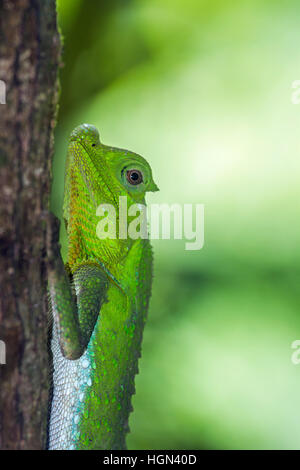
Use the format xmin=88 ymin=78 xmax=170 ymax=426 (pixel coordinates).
xmin=47 ymin=123 xmax=158 ymax=450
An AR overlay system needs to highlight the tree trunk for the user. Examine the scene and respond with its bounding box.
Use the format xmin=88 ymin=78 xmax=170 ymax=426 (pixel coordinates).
xmin=0 ymin=0 xmax=60 ymax=449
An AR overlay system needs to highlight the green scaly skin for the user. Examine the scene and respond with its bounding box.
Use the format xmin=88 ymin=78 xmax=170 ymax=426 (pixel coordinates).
xmin=47 ymin=124 xmax=158 ymax=450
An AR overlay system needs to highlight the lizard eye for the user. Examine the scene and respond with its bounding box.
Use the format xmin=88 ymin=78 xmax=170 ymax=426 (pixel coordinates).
xmin=126 ymin=169 xmax=143 ymax=185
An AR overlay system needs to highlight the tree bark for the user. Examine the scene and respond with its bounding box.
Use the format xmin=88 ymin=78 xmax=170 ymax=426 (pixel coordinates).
xmin=0 ymin=0 xmax=60 ymax=449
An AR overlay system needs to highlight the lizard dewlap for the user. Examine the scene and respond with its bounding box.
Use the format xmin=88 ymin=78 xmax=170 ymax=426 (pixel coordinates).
xmin=48 ymin=123 xmax=158 ymax=450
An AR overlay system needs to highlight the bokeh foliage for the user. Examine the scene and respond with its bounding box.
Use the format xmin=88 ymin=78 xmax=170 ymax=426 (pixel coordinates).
xmin=52 ymin=0 xmax=300 ymax=449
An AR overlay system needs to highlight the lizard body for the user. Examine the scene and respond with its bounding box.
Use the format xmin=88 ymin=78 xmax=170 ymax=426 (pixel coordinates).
xmin=48 ymin=124 xmax=158 ymax=450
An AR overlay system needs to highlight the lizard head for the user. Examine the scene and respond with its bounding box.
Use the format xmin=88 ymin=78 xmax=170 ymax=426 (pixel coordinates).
xmin=67 ymin=123 xmax=158 ymax=201
xmin=63 ymin=123 xmax=158 ymax=271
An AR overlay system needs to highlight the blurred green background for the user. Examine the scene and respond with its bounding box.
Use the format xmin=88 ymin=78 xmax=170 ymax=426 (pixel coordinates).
xmin=51 ymin=0 xmax=300 ymax=449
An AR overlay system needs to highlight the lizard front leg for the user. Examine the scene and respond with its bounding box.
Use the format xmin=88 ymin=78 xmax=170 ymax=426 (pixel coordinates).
xmin=47 ymin=214 xmax=108 ymax=360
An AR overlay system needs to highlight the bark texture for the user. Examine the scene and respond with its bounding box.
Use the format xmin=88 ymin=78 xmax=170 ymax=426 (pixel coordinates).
xmin=0 ymin=0 xmax=60 ymax=449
